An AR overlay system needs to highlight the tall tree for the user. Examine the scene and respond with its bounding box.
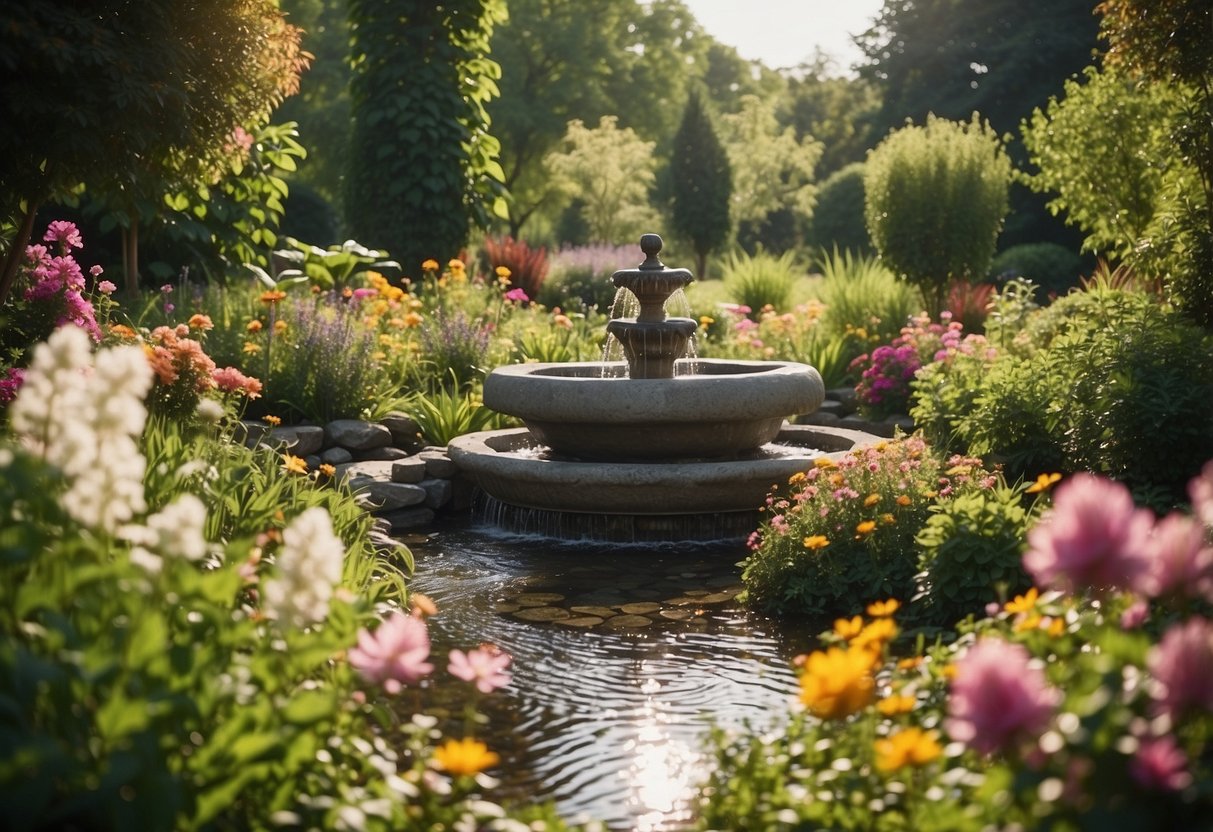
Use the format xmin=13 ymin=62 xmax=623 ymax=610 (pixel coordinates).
xmin=0 ymin=0 xmax=307 ymax=299
xmin=345 ymin=0 xmax=508 ymax=277
xmin=669 ymin=89 xmax=731 ymax=279
xmin=785 ymin=52 xmax=881 ymax=179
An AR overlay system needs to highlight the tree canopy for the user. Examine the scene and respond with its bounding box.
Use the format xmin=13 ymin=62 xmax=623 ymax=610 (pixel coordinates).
xmin=669 ymin=89 xmax=732 ymax=279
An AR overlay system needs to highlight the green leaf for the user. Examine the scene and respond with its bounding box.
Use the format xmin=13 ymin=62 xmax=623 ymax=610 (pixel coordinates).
xmin=280 ymin=688 xmax=337 ymax=725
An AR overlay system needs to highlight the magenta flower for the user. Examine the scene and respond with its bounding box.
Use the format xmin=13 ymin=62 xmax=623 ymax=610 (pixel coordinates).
xmin=1023 ymin=473 xmax=1154 ymax=595
xmin=0 ymin=367 xmax=25 ymax=404
xmin=1120 ymin=599 xmax=1150 ymax=630
xmin=945 ymin=639 xmax=1061 ymax=756
xmin=448 ymin=645 xmax=512 ymax=694
xmin=1130 ymin=736 xmax=1192 ymax=792
xmin=348 ymin=610 xmax=434 ymax=693
xmin=1147 ymin=617 xmax=1213 ymax=721
xmin=1190 ymin=459 xmax=1213 ymax=530
xmin=43 ymin=220 xmax=83 ymax=251
xmin=1144 ymin=512 xmax=1213 ymax=601
xmin=97 ymin=280 xmax=117 ymax=295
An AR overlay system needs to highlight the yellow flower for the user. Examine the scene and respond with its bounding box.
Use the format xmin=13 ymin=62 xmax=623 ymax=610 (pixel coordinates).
xmin=866 ymin=598 xmax=900 ymax=618
xmin=448 ymin=258 xmax=465 ymax=272
xmin=281 ymin=454 xmax=308 ymax=475
xmin=803 ymin=534 xmax=830 ymax=551
xmin=864 ymin=493 xmax=881 ymax=507
xmin=495 ymin=266 xmax=512 ymax=285
xmin=259 ymin=290 xmax=287 ymax=304
xmin=1004 ymin=587 xmax=1039 ymax=615
xmin=798 ymin=647 xmax=876 ymax=720
xmin=246 ymin=319 xmax=263 ymax=333
xmin=895 ymin=494 xmax=912 ymax=507
xmin=876 ymin=693 xmax=917 ymax=716
xmin=897 ymin=656 xmax=924 ymax=671
xmin=699 ymin=315 xmax=715 ymax=327
xmin=274 ymin=319 xmax=288 ymax=334
xmin=788 ymin=471 xmax=806 ymax=486
xmin=874 ymin=728 xmax=942 ymax=772
xmin=813 ymin=456 xmax=836 ymax=469
xmin=264 ymin=415 xmax=282 ymax=427
xmin=242 ymin=342 xmax=262 ymax=354
xmin=852 ymin=617 xmax=898 ymax=653
xmin=1014 ymin=612 xmax=1043 ymax=633
xmin=1043 ymin=616 xmax=1065 ymax=638
xmin=432 ymin=737 xmax=499 ymax=776
xmin=1026 ymin=472 xmax=1063 ymax=494
xmin=421 ymin=258 xmax=440 ymax=272
xmin=879 ymin=513 xmax=896 ymax=525
xmin=404 ymin=312 xmax=424 ymax=328
xmin=109 ymin=323 xmax=137 ymax=340
xmin=318 ymin=463 xmax=336 ymax=478
xmin=833 ymin=615 xmax=864 ymax=640
xmin=855 ymin=520 xmax=877 ymax=536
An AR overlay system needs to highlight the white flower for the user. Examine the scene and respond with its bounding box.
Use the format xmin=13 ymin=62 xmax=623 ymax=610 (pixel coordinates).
xmin=262 ymin=507 xmax=346 ymax=627
xmin=147 ymin=494 xmax=208 ymax=561
xmin=195 ymin=398 xmax=224 ymax=424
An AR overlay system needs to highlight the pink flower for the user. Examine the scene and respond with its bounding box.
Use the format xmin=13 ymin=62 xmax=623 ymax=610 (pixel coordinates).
xmin=1147 ymin=617 xmax=1213 ymax=721
xmin=504 ymin=287 xmax=529 ymax=303
xmin=348 ymin=610 xmax=434 ymax=693
xmin=1130 ymin=736 xmax=1192 ymax=792
xmin=946 ymin=639 xmax=1061 ymax=756
xmin=1143 ymin=512 xmax=1213 ymax=601
xmin=448 ymin=645 xmax=511 ymax=694
xmin=97 ymin=280 xmax=117 ymax=295
xmin=1120 ymin=599 xmax=1150 ymax=630
xmin=43 ymin=220 xmax=83 ymax=251
xmin=1190 ymin=460 xmax=1213 ymax=530
xmin=160 ymin=284 xmax=174 ymax=294
xmin=1023 ymin=474 xmax=1154 ymax=595
xmin=211 ymin=366 xmax=263 ymax=398
xmin=0 ymin=367 xmax=25 ymax=404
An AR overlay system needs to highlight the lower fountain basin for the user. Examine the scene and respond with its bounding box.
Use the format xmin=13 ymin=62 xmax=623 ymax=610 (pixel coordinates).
xmin=448 ymin=424 xmax=881 ymax=533
xmin=483 ymin=358 xmax=825 ymax=461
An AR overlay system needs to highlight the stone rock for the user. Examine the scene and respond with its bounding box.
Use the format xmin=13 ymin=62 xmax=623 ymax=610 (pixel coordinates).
xmin=304 ymin=454 xmax=322 ymax=471
xmin=355 ymin=446 xmax=411 ymax=462
xmin=447 ymin=476 xmax=477 ymax=511
xmin=554 ymin=616 xmax=604 ymax=628
xmin=350 ymin=480 xmax=428 ymax=512
xmin=380 ymin=412 xmax=424 ymax=448
xmin=391 ymin=458 xmax=428 ymax=484
xmin=334 ymin=459 xmax=396 ymax=483
xmin=659 ymin=609 xmax=694 ymax=621
xmin=884 ymin=415 xmax=916 ymax=434
xmin=267 ymin=425 xmax=324 ymax=456
xmin=840 ymin=415 xmax=896 ymax=438
xmin=514 ymin=592 xmax=566 ymax=606
xmin=618 ymin=602 xmax=662 ymax=615
xmin=325 ymin=419 xmax=392 ymax=451
xmin=420 ymin=450 xmax=458 ymax=479
xmin=321 ymin=446 xmax=354 ymax=465
xmin=570 ymin=605 xmax=617 ymax=618
xmin=826 ymin=387 xmax=859 ymax=415
xmin=604 ymin=614 xmax=653 ymax=630
xmin=237 ymin=420 xmax=270 ymax=449
xmin=419 ymin=478 xmax=452 ymax=510
xmin=378 ymin=506 xmax=436 ymax=532
xmin=796 ymin=410 xmax=841 ymax=427
xmin=512 ymin=606 xmax=570 ymax=622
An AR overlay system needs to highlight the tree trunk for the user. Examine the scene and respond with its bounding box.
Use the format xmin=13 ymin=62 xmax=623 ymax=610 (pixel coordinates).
xmin=123 ymin=214 xmax=140 ymax=295
xmin=0 ymin=202 xmax=40 ymax=306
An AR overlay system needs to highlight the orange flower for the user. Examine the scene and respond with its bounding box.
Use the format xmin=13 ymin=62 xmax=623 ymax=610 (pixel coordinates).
xmin=852 ymin=617 xmax=898 ymax=653
xmin=803 ymin=534 xmax=830 ymax=551
xmin=895 ymin=494 xmax=912 ymax=507
xmin=281 ymin=454 xmax=308 ymax=475
xmin=1026 ymin=472 xmax=1063 ymax=494
xmin=318 ymin=463 xmax=336 ymax=478
xmin=833 ymin=615 xmax=864 ymax=640
xmin=421 ymin=258 xmax=440 ymax=272
xmin=813 ymin=457 xmax=836 ymax=469
xmin=259 ymin=290 xmax=287 ymax=304
xmin=866 ymin=598 xmax=900 ymax=618
xmin=855 ymin=520 xmax=877 ymax=536
xmin=1004 ymin=587 xmax=1039 ymax=615
xmin=874 ymin=728 xmax=941 ymax=772
xmin=864 ymin=493 xmax=880 ymax=507
xmin=246 ymin=319 xmax=264 ymax=333
xmin=109 ymin=323 xmax=137 ymax=340
xmin=448 ymin=258 xmax=465 ymax=272
xmin=897 ymin=656 xmax=924 ymax=671
xmin=274 ymin=319 xmax=288 ymax=335
xmin=432 ymin=737 xmax=499 ymax=776
xmin=788 ymin=471 xmax=807 ymax=486
xmin=876 ymin=693 xmax=916 ymax=716
xmin=264 ymin=415 xmax=282 ymax=427
xmin=798 ymin=647 xmax=876 ymax=720
xmin=188 ymin=313 xmax=214 ymax=331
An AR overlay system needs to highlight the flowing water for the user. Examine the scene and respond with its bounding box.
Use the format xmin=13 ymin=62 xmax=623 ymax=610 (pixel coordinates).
xmin=402 ymin=520 xmax=820 ymax=831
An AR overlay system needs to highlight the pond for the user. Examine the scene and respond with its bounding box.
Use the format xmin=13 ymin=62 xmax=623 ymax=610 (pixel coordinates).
xmin=402 ymin=520 xmax=821 ymax=831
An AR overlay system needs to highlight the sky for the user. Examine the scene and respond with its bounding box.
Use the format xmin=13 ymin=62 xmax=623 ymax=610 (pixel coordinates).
xmin=681 ymin=0 xmax=886 ymax=73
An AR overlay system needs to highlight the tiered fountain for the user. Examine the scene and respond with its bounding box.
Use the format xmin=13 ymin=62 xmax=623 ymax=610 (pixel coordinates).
xmin=448 ymin=234 xmax=878 ymax=542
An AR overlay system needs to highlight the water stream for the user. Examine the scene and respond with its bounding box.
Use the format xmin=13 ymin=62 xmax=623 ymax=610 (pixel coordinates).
xmin=402 ymin=520 xmax=820 ymax=831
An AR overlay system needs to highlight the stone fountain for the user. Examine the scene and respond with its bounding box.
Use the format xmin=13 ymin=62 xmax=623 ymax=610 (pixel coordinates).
xmin=448 ymin=234 xmax=879 ymax=542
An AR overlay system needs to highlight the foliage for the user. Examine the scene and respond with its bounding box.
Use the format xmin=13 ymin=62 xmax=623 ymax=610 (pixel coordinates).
xmin=943 ymin=280 xmax=996 ymax=333
xmin=669 ymin=88 xmax=732 ymax=280
xmin=544 ymin=116 xmax=660 ymax=244
xmin=865 ymin=114 xmax=1012 ymax=318
xmin=916 ymin=288 xmax=1213 ymax=505
xmin=785 ymin=63 xmax=881 ymax=179
xmin=739 ymin=436 xmax=996 ymax=617
xmin=982 ymin=276 xmax=1040 ymax=353
xmin=720 ymin=249 xmax=800 ymax=315
xmin=539 ymin=243 xmax=635 ymax=312
xmin=345 ymin=0 xmax=508 ymax=278
xmin=804 ymin=162 xmax=871 ymax=254
xmin=1020 ymin=67 xmax=1190 ymax=262
xmin=406 ymin=387 xmax=506 ymax=447
xmin=418 ymin=310 xmax=492 ymax=393
xmin=273 ymin=237 xmax=400 ymax=291
xmin=815 ymin=248 xmax=922 ymax=348
xmin=481 ymin=235 xmax=550 ymax=301
xmin=0 ymin=0 xmax=307 ymax=300
xmin=914 ymin=479 xmax=1035 ymax=627
xmin=989 ymin=241 xmax=1083 ymax=299
xmin=718 ymin=95 xmax=822 ymax=251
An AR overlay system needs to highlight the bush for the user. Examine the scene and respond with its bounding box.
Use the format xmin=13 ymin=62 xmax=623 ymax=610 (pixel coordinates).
xmin=480 ymin=235 xmax=549 ymax=301
xmin=720 ymin=248 xmax=801 ymax=314
xmin=815 ymin=247 xmax=922 ymax=348
xmin=539 ymin=243 xmax=632 ymax=312
xmin=989 ymin=242 xmax=1083 ymax=300
xmin=739 ymin=437 xmax=997 ymax=618
xmin=913 ymin=478 xmax=1035 ymax=627
xmin=865 ymin=114 xmax=1012 ymax=318
xmin=804 ymin=162 xmax=870 ymax=254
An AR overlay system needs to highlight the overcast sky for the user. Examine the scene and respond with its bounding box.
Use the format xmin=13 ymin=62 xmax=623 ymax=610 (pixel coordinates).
xmin=681 ymin=0 xmax=885 ymax=72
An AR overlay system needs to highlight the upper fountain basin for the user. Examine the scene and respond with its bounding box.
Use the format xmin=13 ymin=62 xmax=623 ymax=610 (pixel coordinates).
xmin=483 ymin=357 xmax=825 ymax=461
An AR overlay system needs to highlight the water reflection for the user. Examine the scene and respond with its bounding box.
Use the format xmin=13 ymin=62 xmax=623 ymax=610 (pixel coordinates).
xmin=404 ymin=522 xmax=814 ymax=831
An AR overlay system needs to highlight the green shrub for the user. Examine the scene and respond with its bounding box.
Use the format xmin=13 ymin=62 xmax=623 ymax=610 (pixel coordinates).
xmin=982 ymin=277 xmax=1040 ymax=354
xmin=815 ymin=247 xmax=921 ymax=347
xmin=913 ymin=478 xmax=1035 ymax=627
xmin=407 ymin=386 xmax=508 ymax=445
xmin=989 ymin=242 xmax=1083 ymax=300
xmin=804 ymin=162 xmax=870 ymax=254
xmin=720 ymin=248 xmax=801 ymax=314
xmin=865 ymin=114 xmax=1012 ymax=318
xmin=538 ymin=243 xmax=631 ymax=312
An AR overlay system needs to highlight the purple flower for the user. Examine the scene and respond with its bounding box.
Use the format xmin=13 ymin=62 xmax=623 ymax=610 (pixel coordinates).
xmin=1130 ymin=736 xmax=1192 ymax=792
xmin=1147 ymin=617 xmax=1213 ymax=721
xmin=1191 ymin=459 xmax=1213 ymax=530
xmin=946 ymin=639 xmax=1061 ymax=756
xmin=1023 ymin=474 xmax=1154 ymax=595
xmin=0 ymin=367 xmax=25 ymax=404
xmin=448 ymin=645 xmax=512 ymax=693
xmin=348 ymin=610 xmax=434 ymax=693
xmin=504 ymin=287 xmax=529 ymax=303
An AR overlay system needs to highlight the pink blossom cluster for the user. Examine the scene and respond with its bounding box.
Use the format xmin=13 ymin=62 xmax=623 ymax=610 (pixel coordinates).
xmin=1024 ymin=468 xmax=1213 ymax=601
xmin=21 ymin=221 xmax=102 ymax=341
xmin=144 ymin=325 xmax=262 ymax=402
xmin=0 ymin=367 xmax=24 ymax=404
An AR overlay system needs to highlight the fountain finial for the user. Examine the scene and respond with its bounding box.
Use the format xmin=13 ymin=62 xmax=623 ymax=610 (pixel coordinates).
xmin=639 ymin=233 xmax=665 ymax=270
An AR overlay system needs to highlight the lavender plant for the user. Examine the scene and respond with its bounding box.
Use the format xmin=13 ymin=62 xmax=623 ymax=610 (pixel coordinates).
xmin=419 ymin=309 xmax=491 ymax=393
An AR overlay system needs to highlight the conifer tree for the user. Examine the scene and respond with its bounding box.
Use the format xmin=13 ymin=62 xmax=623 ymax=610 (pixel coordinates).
xmin=669 ymin=89 xmax=731 ymax=279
